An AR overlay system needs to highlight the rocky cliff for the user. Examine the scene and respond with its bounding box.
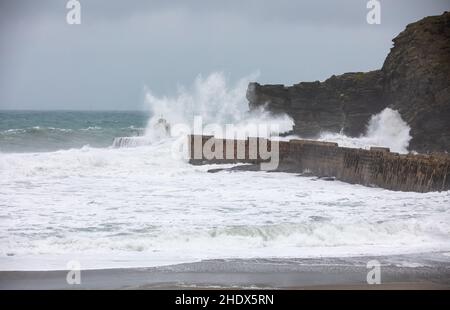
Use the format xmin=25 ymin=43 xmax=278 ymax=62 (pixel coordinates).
xmin=247 ymin=12 xmax=450 ymax=153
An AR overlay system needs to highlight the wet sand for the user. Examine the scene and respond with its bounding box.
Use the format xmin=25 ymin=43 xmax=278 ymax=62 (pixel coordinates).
xmin=1 ymin=254 xmax=449 ymax=290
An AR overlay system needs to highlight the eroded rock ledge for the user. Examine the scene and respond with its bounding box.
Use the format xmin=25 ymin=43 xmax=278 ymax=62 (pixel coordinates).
xmin=247 ymin=12 xmax=450 ymax=153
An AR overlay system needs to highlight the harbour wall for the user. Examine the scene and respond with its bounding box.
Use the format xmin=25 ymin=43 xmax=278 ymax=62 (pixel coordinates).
xmin=188 ymin=135 xmax=450 ymax=192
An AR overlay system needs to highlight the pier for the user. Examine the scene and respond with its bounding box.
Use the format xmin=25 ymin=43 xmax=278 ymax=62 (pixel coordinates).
xmin=188 ymin=135 xmax=450 ymax=192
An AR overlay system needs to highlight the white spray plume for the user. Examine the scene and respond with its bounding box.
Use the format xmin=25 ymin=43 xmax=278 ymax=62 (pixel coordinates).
xmin=143 ymin=74 xmax=410 ymax=152
xmin=318 ymin=108 xmax=412 ymax=153
xmin=143 ymin=72 xmax=294 ymax=138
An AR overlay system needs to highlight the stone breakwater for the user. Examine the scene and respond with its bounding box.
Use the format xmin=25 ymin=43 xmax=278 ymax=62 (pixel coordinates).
xmin=188 ymin=135 xmax=450 ymax=193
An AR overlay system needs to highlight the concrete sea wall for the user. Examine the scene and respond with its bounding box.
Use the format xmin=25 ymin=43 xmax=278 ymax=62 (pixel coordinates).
xmin=188 ymin=135 xmax=450 ymax=193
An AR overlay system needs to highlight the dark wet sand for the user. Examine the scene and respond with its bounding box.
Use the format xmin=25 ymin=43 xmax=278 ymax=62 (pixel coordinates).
xmin=1 ymin=254 xmax=449 ymax=290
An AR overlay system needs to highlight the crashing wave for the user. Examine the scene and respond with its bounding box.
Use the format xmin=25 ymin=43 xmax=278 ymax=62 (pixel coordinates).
xmin=111 ymin=136 xmax=153 ymax=148
xmin=317 ymin=108 xmax=412 ymax=153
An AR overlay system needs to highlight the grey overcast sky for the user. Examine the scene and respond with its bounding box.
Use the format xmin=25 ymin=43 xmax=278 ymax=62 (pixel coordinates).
xmin=0 ymin=0 xmax=449 ymax=110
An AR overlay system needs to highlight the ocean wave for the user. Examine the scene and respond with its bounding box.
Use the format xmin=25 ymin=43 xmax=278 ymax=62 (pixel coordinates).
xmin=205 ymin=218 xmax=450 ymax=247
xmin=316 ymin=108 xmax=412 ymax=154
xmin=2 ymin=215 xmax=449 ymax=262
xmin=0 ymin=125 xmax=145 ymax=153
xmin=1 ymin=139 xmax=449 ymax=270
xmin=0 ymin=127 xmax=74 ymax=135
xmin=80 ymin=126 xmax=102 ymax=131
xmin=111 ymin=136 xmax=153 ymax=148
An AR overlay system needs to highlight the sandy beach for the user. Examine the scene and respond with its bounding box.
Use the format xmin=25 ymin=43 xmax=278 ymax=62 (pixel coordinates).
xmin=1 ymin=253 xmax=449 ymax=290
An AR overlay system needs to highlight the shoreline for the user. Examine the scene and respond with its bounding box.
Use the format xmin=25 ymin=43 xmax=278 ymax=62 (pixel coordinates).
xmin=1 ymin=253 xmax=449 ymax=290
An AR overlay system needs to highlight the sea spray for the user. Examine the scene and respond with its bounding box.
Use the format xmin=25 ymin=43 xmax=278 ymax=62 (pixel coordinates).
xmin=365 ymin=108 xmax=412 ymax=152
xmin=142 ymin=73 xmax=411 ymax=153
xmin=143 ymin=72 xmax=294 ymax=140
xmin=317 ymin=108 xmax=412 ymax=153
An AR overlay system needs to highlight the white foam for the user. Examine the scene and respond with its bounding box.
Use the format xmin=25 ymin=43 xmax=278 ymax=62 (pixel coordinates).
xmin=143 ymin=72 xmax=294 ymax=139
xmin=112 ymin=136 xmax=153 ymax=148
xmin=317 ymin=108 xmax=412 ymax=153
xmin=0 ymin=74 xmax=447 ymax=271
xmin=0 ymin=139 xmax=449 ymax=270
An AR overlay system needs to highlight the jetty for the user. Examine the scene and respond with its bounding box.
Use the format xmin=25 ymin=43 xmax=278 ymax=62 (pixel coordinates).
xmin=188 ymin=135 xmax=450 ymax=193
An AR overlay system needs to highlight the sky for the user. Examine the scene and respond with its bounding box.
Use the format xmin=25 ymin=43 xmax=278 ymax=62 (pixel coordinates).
xmin=0 ymin=0 xmax=449 ymax=110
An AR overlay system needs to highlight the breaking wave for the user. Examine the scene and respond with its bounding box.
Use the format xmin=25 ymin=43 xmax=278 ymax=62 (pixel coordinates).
xmin=1 ymin=141 xmax=449 ymax=270
xmin=0 ymin=111 xmax=147 ymax=153
xmin=130 ymin=72 xmax=412 ymax=154
xmin=317 ymin=108 xmax=412 ymax=153
xmin=143 ymin=72 xmax=294 ymax=140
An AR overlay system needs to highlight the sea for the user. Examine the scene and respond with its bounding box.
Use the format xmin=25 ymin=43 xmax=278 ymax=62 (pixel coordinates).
xmin=1 ymin=73 xmax=449 ymax=271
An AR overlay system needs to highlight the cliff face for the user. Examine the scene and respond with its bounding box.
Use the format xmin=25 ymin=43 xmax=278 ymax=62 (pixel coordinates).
xmin=247 ymin=71 xmax=385 ymax=137
xmin=247 ymin=12 xmax=450 ymax=153
xmin=382 ymin=13 xmax=450 ymax=152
